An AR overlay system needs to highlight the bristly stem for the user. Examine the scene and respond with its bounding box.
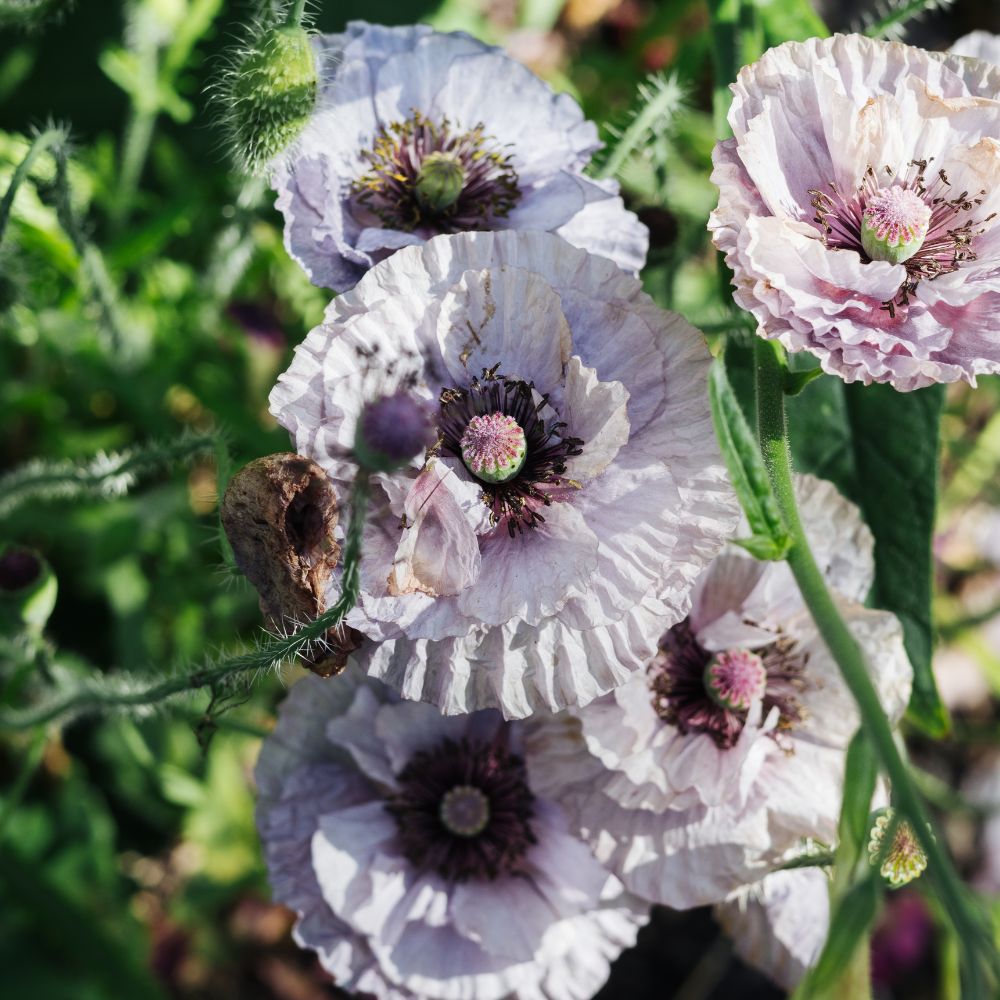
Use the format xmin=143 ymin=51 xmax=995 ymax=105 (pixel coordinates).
xmin=754 ymin=339 xmax=997 ymax=995
xmin=0 ymin=126 xmax=69 ymax=248
xmin=285 ymin=0 xmax=308 ymax=27
xmin=0 ymin=471 xmax=371 ymax=731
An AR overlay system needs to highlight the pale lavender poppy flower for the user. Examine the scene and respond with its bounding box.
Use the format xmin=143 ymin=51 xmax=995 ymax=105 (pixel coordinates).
xmin=715 ymin=869 xmax=830 ymax=991
xmin=710 ymin=35 xmax=1000 ymax=390
xmin=274 ymin=21 xmax=648 ymax=292
xmin=548 ymin=476 xmax=912 ymax=907
xmin=270 ymin=230 xmax=739 ymax=718
xmin=255 ymin=668 xmax=647 ymax=1000
xmin=951 ymin=31 xmax=1000 ymax=66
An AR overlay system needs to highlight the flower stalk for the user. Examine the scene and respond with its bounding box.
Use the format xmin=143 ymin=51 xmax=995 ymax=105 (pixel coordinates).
xmin=754 ymin=339 xmax=997 ymax=994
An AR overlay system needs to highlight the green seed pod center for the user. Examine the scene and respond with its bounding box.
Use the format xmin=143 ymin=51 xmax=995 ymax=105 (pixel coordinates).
xmin=415 ymin=152 xmax=466 ymax=212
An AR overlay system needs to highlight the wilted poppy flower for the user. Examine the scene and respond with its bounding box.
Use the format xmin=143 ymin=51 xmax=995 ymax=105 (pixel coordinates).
xmin=270 ymin=230 xmax=739 ymax=718
xmin=274 ymin=21 xmax=648 ymax=291
xmin=255 ymin=669 xmax=647 ymax=1000
xmin=711 ymin=35 xmax=1000 ymax=390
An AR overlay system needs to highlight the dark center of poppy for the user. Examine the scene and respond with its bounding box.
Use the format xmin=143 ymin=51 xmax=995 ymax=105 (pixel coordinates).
xmin=386 ymin=735 xmax=536 ymax=882
xmin=649 ymin=619 xmax=807 ymax=750
xmin=352 ymin=111 xmax=520 ymax=233
xmin=810 ymin=160 xmax=994 ymax=315
xmin=438 ymin=365 xmax=583 ymax=535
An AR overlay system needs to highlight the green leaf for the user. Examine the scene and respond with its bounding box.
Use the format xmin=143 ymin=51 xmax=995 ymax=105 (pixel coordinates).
xmin=757 ymin=0 xmax=829 ymax=44
xmin=787 ymin=376 xmax=949 ymax=737
xmin=843 ymin=382 xmax=950 ymax=737
xmin=798 ymin=874 xmax=880 ymax=998
xmin=836 ymin=730 xmax=879 ymax=876
xmin=709 ymin=360 xmax=791 ymax=560
xmin=784 ymin=366 xmax=823 ymax=396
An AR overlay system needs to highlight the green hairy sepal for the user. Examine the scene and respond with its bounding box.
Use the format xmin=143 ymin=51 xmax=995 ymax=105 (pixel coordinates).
xmin=217 ymin=23 xmax=319 ymax=175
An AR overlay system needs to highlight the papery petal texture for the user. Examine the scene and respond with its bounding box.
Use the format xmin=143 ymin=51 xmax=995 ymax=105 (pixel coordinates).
xmin=270 ymin=230 xmax=740 ymax=718
xmin=545 ymin=475 xmax=913 ymax=907
xmin=273 ymin=21 xmax=647 ymax=291
xmin=255 ymin=670 xmax=648 ymax=1000
xmin=714 ymin=869 xmax=830 ymax=991
xmin=710 ymin=34 xmax=1000 ymax=390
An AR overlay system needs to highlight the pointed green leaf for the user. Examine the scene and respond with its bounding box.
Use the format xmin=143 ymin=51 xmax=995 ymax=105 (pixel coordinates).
xmin=709 ymin=360 xmax=791 ymax=560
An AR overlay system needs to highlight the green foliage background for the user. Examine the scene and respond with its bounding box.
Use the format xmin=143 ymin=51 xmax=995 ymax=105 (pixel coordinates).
xmin=2 ymin=1 xmax=1000 ymax=998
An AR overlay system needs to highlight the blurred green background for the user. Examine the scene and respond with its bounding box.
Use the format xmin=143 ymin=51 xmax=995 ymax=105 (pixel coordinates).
xmin=2 ymin=1 xmax=1000 ymax=998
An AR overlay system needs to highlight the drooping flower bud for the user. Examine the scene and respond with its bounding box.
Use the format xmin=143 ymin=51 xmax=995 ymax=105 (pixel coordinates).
xmin=868 ymin=808 xmax=928 ymax=888
xmin=354 ymin=391 xmax=435 ymax=474
xmin=219 ymin=22 xmax=318 ymax=175
xmin=415 ymin=151 xmax=466 ymax=213
xmin=860 ymin=186 xmax=931 ymax=265
xmin=0 ymin=544 xmax=57 ymax=632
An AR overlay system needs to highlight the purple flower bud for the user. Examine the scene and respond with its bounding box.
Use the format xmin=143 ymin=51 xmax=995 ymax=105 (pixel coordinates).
xmin=354 ymin=391 xmax=435 ymax=473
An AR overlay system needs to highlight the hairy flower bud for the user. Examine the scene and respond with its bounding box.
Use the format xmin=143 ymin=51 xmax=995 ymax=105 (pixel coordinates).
xmin=354 ymin=391 xmax=435 ymax=473
xmin=219 ymin=23 xmax=318 ymax=175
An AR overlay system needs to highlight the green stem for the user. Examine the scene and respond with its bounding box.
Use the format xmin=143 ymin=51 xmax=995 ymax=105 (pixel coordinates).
xmin=0 ymin=471 xmax=370 ymax=731
xmin=285 ymin=0 xmax=307 ymax=26
xmin=0 ymin=126 xmax=67 ymax=248
xmin=754 ymin=339 xmax=996 ymax=992
xmin=113 ymin=108 xmax=156 ymax=229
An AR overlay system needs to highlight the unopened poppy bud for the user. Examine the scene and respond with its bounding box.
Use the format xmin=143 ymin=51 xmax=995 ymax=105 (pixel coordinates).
xmin=354 ymin=391 xmax=435 ymax=473
xmin=220 ymin=23 xmax=318 ymax=175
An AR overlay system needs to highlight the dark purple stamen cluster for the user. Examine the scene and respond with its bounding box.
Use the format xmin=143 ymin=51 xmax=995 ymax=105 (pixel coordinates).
xmin=386 ymin=735 xmax=536 ymax=882
xmin=810 ymin=160 xmax=995 ymax=315
xmin=438 ymin=365 xmax=583 ymax=535
xmin=352 ymin=110 xmax=520 ymax=233
xmin=649 ymin=619 xmax=807 ymax=750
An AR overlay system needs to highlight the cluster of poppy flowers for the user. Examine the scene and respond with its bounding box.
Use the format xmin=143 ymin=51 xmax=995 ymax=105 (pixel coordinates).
xmin=252 ymin=21 xmax=1000 ymax=998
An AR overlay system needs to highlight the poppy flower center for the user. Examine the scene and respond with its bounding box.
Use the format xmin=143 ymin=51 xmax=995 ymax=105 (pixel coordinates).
xmin=810 ymin=160 xmax=989 ymax=314
xmin=460 ymin=412 xmax=527 ymax=484
xmin=860 ymin=186 xmax=931 ymax=264
xmin=440 ymin=785 xmax=491 ymax=837
xmin=352 ymin=111 xmax=520 ymax=233
xmin=649 ymin=619 xmax=807 ymax=750
xmin=438 ymin=366 xmax=583 ymax=534
xmin=386 ymin=736 xmax=536 ymax=882
xmin=704 ymin=648 xmax=768 ymax=712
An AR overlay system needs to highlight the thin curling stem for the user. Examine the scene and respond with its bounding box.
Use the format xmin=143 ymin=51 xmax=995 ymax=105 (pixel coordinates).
xmin=0 ymin=471 xmax=371 ymax=731
xmin=754 ymin=339 xmax=998 ymax=994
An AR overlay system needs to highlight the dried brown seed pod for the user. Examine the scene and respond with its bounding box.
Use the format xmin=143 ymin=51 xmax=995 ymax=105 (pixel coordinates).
xmin=220 ymin=453 xmax=360 ymax=676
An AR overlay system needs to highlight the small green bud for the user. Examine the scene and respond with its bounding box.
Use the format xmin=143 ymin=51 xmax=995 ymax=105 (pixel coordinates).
xmin=0 ymin=544 xmax=57 ymax=632
xmin=415 ymin=152 xmax=466 ymax=213
xmin=222 ymin=24 xmax=318 ymax=175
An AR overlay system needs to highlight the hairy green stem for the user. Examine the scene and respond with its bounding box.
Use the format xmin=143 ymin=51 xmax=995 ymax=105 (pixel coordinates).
xmin=0 ymin=431 xmax=219 ymax=520
xmin=0 ymin=471 xmax=370 ymax=731
xmin=754 ymin=339 xmax=996 ymax=992
xmin=0 ymin=126 xmax=67 ymax=248
xmin=285 ymin=0 xmax=307 ymax=27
